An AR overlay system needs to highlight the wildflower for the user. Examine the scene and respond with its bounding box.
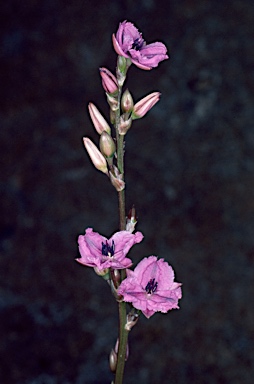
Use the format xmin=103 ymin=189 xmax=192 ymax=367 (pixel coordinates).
xmin=112 ymin=20 xmax=169 ymax=70
xmin=76 ymin=228 xmax=143 ymax=270
xmin=132 ymin=92 xmax=161 ymax=119
xmin=118 ymin=256 xmax=182 ymax=318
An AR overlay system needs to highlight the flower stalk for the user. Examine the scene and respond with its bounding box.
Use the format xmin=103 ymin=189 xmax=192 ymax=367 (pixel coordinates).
xmin=114 ymin=78 xmax=129 ymax=384
xmin=77 ymin=20 xmax=181 ymax=384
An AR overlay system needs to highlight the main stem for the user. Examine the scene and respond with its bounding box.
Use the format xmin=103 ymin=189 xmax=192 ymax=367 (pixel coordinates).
xmin=114 ymin=85 xmax=129 ymax=384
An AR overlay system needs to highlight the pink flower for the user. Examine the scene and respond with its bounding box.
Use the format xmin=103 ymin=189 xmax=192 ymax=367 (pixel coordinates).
xmin=118 ymin=256 xmax=182 ymax=318
xmin=76 ymin=228 xmax=143 ymax=270
xmin=112 ymin=20 xmax=169 ymax=70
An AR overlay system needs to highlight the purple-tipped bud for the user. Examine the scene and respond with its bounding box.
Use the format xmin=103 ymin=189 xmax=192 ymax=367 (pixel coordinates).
xmin=99 ymin=131 xmax=116 ymax=158
xmin=118 ymin=115 xmax=132 ymax=135
xmin=121 ymin=89 xmax=134 ymax=113
xmin=126 ymin=205 xmax=137 ymax=233
xmin=83 ymin=137 xmax=108 ymax=174
xmin=132 ymin=92 xmax=161 ymax=119
xmin=88 ymin=102 xmax=111 ymax=135
xmin=99 ymin=67 xmax=118 ymax=94
xmin=109 ymin=165 xmax=125 ymax=191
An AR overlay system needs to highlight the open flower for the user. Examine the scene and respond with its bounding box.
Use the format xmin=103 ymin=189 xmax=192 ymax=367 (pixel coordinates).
xmin=112 ymin=20 xmax=169 ymax=70
xmin=76 ymin=228 xmax=143 ymax=270
xmin=118 ymin=256 xmax=182 ymax=318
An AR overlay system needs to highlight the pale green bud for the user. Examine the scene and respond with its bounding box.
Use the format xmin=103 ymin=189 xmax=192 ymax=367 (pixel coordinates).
xmin=99 ymin=131 xmax=116 ymax=158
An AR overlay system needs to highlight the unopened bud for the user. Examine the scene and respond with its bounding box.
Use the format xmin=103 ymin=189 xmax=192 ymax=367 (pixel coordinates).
xmin=109 ymin=166 xmax=125 ymax=191
xmin=88 ymin=102 xmax=111 ymax=135
xmin=110 ymin=269 xmax=121 ymax=288
xmin=99 ymin=67 xmax=118 ymax=95
xmin=99 ymin=131 xmax=116 ymax=158
xmin=121 ymin=89 xmax=133 ymax=113
xmin=109 ymin=349 xmax=117 ymax=372
xmin=83 ymin=137 xmax=108 ymax=174
xmin=118 ymin=115 xmax=132 ymax=135
xmin=132 ymin=92 xmax=161 ymax=119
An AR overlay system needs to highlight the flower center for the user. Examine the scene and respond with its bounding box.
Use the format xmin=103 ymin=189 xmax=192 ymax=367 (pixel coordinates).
xmin=145 ymin=278 xmax=158 ymax=294
xmin=101 ymin=240 xmax=115 ymax=258
xmin=131 ymin=37 xmax=144 ymax=50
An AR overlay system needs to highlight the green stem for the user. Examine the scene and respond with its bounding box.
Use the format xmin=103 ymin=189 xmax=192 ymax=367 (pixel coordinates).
xmin=115 ymin=301 xmax=128 ymax=384
xmin=114 ymin=84 xmax=128 ymax=384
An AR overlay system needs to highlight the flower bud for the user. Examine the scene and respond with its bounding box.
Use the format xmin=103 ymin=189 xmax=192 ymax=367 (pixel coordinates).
xmin=99 ymin=67 xmax=118 ymax=95
xmin=110 ymin=268 xmax=121 ymax=288
xmin=99 ymin=131 xmax=116 ymax=158
xmin=121 ymin=89 xmax=133 ymax=113
xmin=109 ymin=349 xmax=117 ymax=372
xmin=83 ymin=137 xmax=108 ymax=174
xmin=131 ymin=92 xmax=161 ymax=119
xmin=109 ymin=165 xmax=125 ymax=191
xmin=118 ymin=115 xmax=132 ymax=135
xmin=88 ymin=102 xmax=111 ymax=135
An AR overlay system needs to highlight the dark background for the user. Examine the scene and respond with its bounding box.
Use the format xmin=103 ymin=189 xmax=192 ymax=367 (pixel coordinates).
xmin=1 ymin=0 xmax=254 ymax=383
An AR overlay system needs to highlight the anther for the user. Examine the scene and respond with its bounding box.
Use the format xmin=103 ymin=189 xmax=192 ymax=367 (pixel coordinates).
xmin=145 ymin=278 xmax=158 ymax=294
xmin=101 ymin=240 xmax=115 ymax=257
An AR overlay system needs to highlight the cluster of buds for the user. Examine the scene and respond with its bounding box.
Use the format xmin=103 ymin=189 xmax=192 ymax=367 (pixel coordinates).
xmin=82 ymin=44 xmax=162 ymax=192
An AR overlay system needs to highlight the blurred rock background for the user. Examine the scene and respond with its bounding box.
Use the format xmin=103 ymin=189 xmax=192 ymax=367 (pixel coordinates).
xmin=1 ymin=0 xmax=254 ymax=383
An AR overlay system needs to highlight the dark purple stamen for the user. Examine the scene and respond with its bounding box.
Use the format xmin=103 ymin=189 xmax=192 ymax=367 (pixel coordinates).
xmin=145 ymin=278 xmax=158 ymax=294
xmin=132 ymin=37 xmax=144 ymax=50
xmin=101 ymin=240 xmax=115 ymax=257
